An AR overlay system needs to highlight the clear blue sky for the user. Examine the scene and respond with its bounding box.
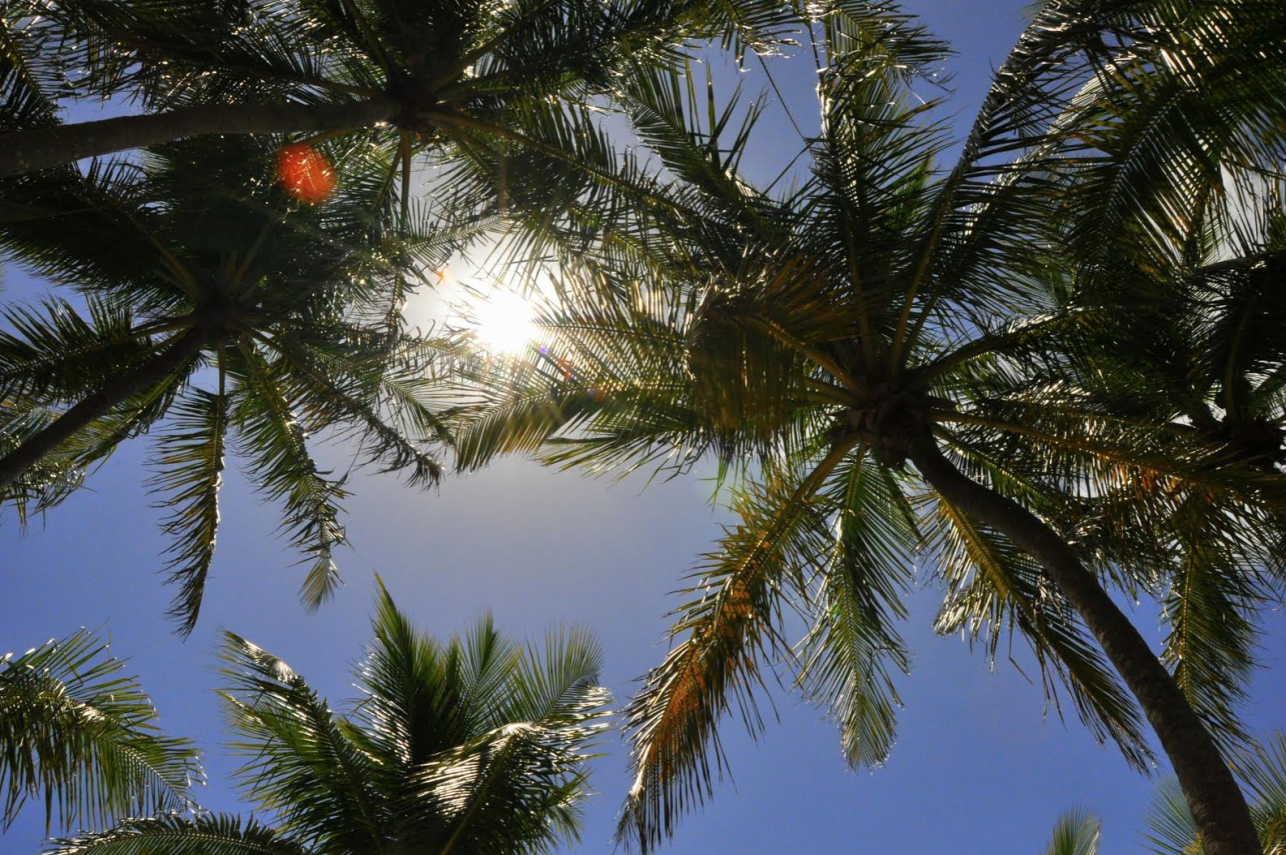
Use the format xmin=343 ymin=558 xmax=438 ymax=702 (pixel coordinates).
xmin=3 ymin=3 xmax=1285 ymax=853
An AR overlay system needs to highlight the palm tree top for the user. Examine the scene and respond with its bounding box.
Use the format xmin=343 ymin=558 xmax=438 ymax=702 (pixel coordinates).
xmin=39 ymin=584 xmax=612 ymax=855
xmin=0 ymin=136 xmax=455 ymax=633
xmin=445 ymin=2 xmax=1286 ymax=851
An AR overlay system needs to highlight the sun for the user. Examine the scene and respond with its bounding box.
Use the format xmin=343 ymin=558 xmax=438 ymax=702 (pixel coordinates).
xmin=469 ymin=288 xmax=536 ymax=355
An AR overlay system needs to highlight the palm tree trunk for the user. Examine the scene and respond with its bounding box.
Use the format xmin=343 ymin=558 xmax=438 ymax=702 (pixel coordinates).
xmin=0 ymin=329 xmax=207 ymax=491
xmin=905 ymin=434 xmax=1261 ymax=855
xmin=0 ymin=98 xmax=398 ymax=177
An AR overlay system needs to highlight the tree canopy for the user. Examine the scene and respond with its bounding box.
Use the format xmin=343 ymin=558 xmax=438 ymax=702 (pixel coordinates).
xmin=27 ymin=586 xmax=611 ymax=855
xmin=3 ymin=1 xmax=1286 ymax=854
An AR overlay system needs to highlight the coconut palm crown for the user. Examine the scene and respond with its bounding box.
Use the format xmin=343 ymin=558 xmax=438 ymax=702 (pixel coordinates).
xmin=31 ymin=586 xmax=611 ymax=855
xmin=0 ymin=135 xmax=454 ymax=634
xmin=447 ymin=2 xmax=1286 ymax=853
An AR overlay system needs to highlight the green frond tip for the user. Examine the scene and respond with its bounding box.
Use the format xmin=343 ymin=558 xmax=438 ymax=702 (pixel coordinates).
xmin=1045 ymin=807 xmax=1101 ymax=855
xmin=0 ymin=629 xmax=202 ymax=835
xmin=1143 ymin=777 xmax=1202 ymax=855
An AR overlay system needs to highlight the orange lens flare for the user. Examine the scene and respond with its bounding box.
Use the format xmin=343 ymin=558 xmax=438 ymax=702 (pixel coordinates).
xmin=276 ymin=144 xmax=336 ymax=204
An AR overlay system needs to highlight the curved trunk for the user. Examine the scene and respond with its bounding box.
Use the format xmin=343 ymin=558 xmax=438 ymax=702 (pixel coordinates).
xmin=0 ymin=98 xmax=398 ymax=177
xmin=0 ymin=329 xmax=207 ymax=491
xmin=905 ymin=434 xmax=1261 ymax=855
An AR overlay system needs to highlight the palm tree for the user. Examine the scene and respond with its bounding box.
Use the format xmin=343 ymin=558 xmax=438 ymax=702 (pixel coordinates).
xmin=43 ymin=584 xmax=612 ymax=855
xmin=1147 ymin=734 xmax=1286 ymax=855
xmin=446 ymin=2 xmax=1286 ymax=852
xmin=1036 ymin=734 xmax=1286 ymax=855
xmin=0 ymin=628 xmax=201 ymax=835
xmin=1019 ymin=240 xmax=1286 ymax=766
xmin=1033 ymin=55 xmax=1286 ymax=759
xmin=0 ymin=135 xmax=452 ymax=633
xmin=0 ymin=0 xmax=792 ymax=187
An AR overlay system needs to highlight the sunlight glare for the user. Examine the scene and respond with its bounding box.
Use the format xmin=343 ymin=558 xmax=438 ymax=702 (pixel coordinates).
xmin=470 ymin=289 xmax=536 ymax=355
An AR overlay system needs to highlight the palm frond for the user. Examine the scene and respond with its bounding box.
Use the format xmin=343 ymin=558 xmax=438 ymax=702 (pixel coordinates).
xmin=0 ymin=3 xmax=65 ymax=133
xmin=148 ymin=388 xmax=230 ymax=637
xmin=795 ymin=453 xmax=914 ymax=768
xmin=257 ymin=333 xmax=445 ymax=490
xmin=42 ymin=812 xmax=312 ymax=855
xmin=219 ymin=631 xmax=385 ymax=852
xmin=0 ymin=397 xmax=86 ymax=524
xmin=1145 ymin=732 xmax=1286 ymax=854
xmin=1143 ymin=777 xmax=1202 ymax=855
xmin=926 ymin=444 xmax=1152 ymax=771
xmin=410 ymin=716 xmax=604 ymax=855
xmin=1158 ymin=496 xmax=1263 ymax=756
xmin=1059 ymin=0 xmax=1286 ymax=292
xmin=226 ymin=585 xmax=610 ymax=855
xmin=0 ymin=299 xmax=158 ymax=404
xmin=348 ymin=578 xmax=459 ymax=777
xmin=1235 ymin=732 xmax=1286 ymax=852
xmin=507 ymin=625 xmax=611 ymax=728
xmin=232 ymin=343 xmax=349 ymax=610
xmin=404 ymin=623 xmax=610 ymax=855
xmin=0 ymin=629 xmax=200 ymax=834
xmin=618 ymin=442 xmax=855 ymax=852
xmin=447 ymin=275 xmax=711 ymax=476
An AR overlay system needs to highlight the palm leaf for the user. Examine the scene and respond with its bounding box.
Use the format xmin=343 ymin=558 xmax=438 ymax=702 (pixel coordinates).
xmin=219 ymin=631 xmax=385 ymax=852
xmin=618 ymin=441 xmax=855 ymax=852
xmin=42 ymin=812 xmax=313 ymax=855
xmin=925 ymin=444 xmax=1152 ymax=771
xmin=795 ymin=453 xmax=914 ymax=768
xmin=148 ymin=388 xmax=230 ymax=637
xmin=232 ymin=343 xmax=349 ymax=610
xmin=0 ymin=397 xmax=86 ymax=524
xmin=1236 ymin=733 xmax=1286 ymax=852
xmin=0 ymin=299 xmax=158 ymax=404
xmin=409 ymin=624 xmax=610 ymax=855
xmin=1143 ymin=777 xmax=1203 ymax=855
xmin=0 ymin=629 xmax=200 ymax=834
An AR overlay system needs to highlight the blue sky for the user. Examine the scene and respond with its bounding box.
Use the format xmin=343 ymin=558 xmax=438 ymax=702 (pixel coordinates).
xmin=4 ymin=2 xmax=1286 ymax=853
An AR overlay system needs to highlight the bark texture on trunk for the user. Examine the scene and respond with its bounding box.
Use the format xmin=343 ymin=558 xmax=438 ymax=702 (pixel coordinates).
xmin=0 ymin=329 xmax=207 ymax=491
xmin=0 ymin=98 xmax=398 ymax=177
xmin=906 ymin=434 xmax=1261 ymax=855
